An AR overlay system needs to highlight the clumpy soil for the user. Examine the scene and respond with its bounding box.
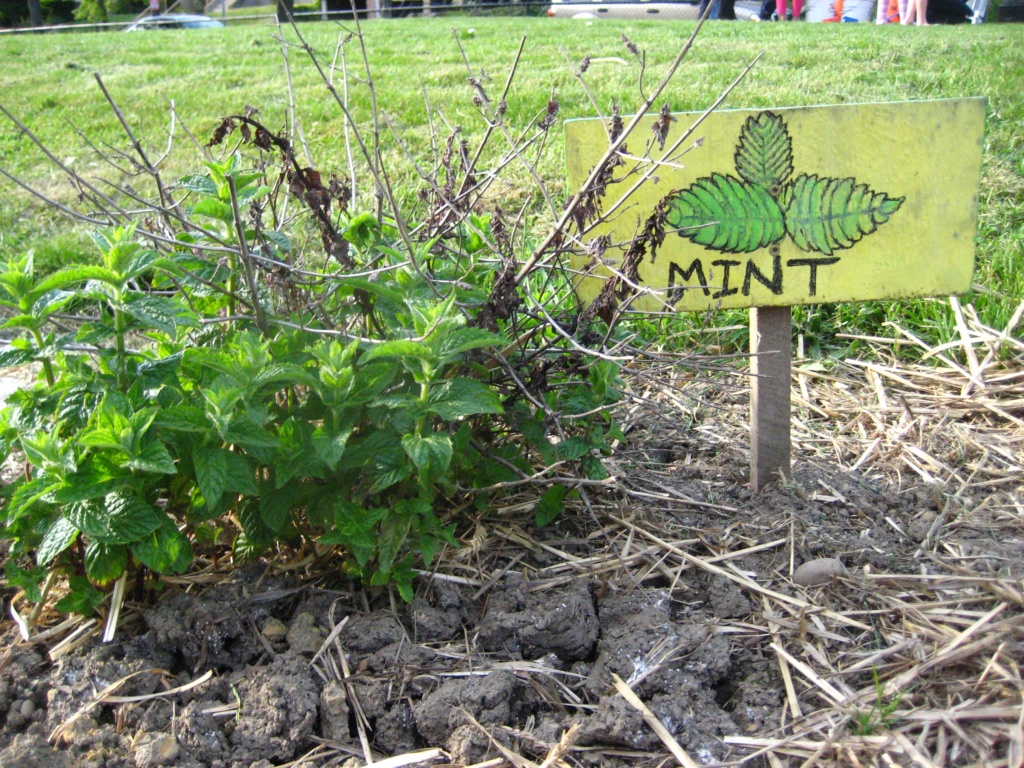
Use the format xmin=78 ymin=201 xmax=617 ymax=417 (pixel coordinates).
xmin=0 ymin=459 xmax=1016 ymax=767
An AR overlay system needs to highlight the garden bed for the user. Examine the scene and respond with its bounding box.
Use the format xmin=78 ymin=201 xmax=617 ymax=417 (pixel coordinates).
xmin=1 ymin=320 xmax=1021 ymax=768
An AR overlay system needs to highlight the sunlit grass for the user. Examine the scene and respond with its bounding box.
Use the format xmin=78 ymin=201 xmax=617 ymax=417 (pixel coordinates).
xmin=1 ymin=18 xmax=1022 ymax=357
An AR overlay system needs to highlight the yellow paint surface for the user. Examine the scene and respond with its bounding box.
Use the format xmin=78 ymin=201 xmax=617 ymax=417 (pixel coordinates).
xmin=566 ymin=99 xmax=985 ymax=312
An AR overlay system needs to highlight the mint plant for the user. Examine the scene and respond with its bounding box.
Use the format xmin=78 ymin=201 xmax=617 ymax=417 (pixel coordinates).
xmin=0 ymin=24 xmax=709 ymax=615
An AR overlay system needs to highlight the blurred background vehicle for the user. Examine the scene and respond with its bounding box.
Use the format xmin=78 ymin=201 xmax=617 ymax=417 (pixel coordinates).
xmin=125 ymin=13 xmax=225 ymax=30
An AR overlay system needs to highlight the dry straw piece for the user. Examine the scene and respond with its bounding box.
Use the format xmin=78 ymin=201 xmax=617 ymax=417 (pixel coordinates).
xmin=10 ymin=298 xmax=1023 ymax=768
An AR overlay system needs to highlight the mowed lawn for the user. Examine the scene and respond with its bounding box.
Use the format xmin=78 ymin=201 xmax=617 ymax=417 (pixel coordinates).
xmin=1 ymin=17 xmax=1022 ymax=343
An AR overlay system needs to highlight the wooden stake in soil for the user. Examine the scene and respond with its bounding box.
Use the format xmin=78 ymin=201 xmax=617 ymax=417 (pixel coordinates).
xmin=750 ymin=306 xmax=792 ymax=491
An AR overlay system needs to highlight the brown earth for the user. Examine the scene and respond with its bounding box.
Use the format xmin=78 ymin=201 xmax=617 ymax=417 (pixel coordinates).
xmin=0 ymin=350 xmax=1022 ymax=767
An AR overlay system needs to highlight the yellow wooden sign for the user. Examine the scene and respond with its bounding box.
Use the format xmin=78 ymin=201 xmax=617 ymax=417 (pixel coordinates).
xmin=567 ymin=99 xmax=985 ymax=312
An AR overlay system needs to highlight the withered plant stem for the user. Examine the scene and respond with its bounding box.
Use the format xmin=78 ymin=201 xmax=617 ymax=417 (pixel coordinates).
xmin=513 ymin=13 xmax=713 ymax=284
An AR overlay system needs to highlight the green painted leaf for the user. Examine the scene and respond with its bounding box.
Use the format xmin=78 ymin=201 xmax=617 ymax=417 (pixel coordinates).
xmin=535 ymin=485 xmax=567 ymax=528
xmin=347 ymin=363 xmax=398 ymax=405
xmin=84 ymin=540 xmax=127 ymax=585
xmin=194 ymin=445 xmax=228 ymax=507
xmin=318 ymin=500 xmax=386 ymax=566
xmin=433 ymin=328 xmax=505 ymax=366
xmin=262 ymin=230 xmax=291 ymax=253
xmin=237 ymin=500 xmax=275 ymax=549
xmin=251 ymin=363 xmax=316 ymax=390
xmin=32 ymin=289 xmax=76 ymax=321
xmin=666 ymin=174 xmax=786 ymax=253
xmin=735 ymin=112 xmax=793 ymax=190
xmin=131 ymin=517 xmax=192 ymax=574
xmin=312 ymin=412 xmax=355 ymax=471
xmin=783 ymin=174 xmax=905 ymax=256
xmin=67 ymin=492 xmax=165 ymax=545
xmin=37 ymin=265 xmax=121 ymax=289
xmin=365 ymin=439 xmax=414 ymax=495
xmin=376 ymin=512 xmax=412 ymax=576
xmin=360 ymin=339 xmax=436 ymax=366
xmin=0 ymin=346 xmax=35 ymax=369
xmin=426 ymin=378 xmax=504 ymax=420
xmin=175 ymin=174 xmax=219 ymax=196
xmin=37 ymin=517 xmax=79 ymax=565
xmin=555 ymin=436 xmax=591 ymax=461
xmin=6 ymin=477 xmax=58 ymax=522
xmin=49 ymin=466 xmax=121 ymax=503
xmin=223 ymin=418 xmax=278 ymax=450
xmin=7 ymin=563 xmax=45 ymax=602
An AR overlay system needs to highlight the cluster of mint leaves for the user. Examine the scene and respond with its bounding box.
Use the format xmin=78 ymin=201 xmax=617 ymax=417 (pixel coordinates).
xmin=0 ymin=149 xmax=622 ymax=610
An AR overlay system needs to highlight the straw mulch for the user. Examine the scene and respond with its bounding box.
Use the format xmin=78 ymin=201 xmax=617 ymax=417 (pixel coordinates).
xmin=584 ymin=299 xmax=1024 ymax=767
xmin=6 ymin=300 xmax=1023 ymax=768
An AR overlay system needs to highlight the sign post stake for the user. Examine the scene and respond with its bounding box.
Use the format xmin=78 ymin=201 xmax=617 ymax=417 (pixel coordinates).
xmin=749 ymin=306 xmax=791 ymax=492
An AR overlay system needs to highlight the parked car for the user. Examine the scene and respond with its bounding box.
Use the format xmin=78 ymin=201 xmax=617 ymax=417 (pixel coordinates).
xmin=125 ymin=14 xmax=225 ymax=31
xmin=546 ymin=0 xmax=701 ymax=18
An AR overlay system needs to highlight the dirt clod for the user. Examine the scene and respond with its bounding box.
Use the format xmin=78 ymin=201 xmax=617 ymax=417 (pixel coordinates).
xmin=413 ymin=669 xmax=517 ymax=745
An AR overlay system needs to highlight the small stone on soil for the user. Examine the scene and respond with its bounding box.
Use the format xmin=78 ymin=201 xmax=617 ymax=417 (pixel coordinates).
xmin=793 ymin=557 xmax=847 ymax=586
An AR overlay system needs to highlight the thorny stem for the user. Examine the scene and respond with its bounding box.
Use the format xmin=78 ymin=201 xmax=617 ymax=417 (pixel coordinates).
xmin=0 ymin=103 xmax=131 ymax=222
xmin=275 ymin=21 xmax=314 ymax=168
xmin=594 ymin=53 xmax=763 ymax=228
xmin=453 ymin=33 xmax=559 ymax=221
xmin=0 ymin=168 xmax=112 ymax=226
xmin=226 ymin=176 xmax=269 ymax=336
xmin=113 ymin=294 xmax=128 ymax=390
xmin=30 ymin=328 xmax=56 ymax=387
xmin=334 ymin=34 xmax=359 ymax=210
xmin=513 ymin=13 xmax=712 ymax=284
xmin=285 ymin=19 xmax=441 ymax=299
xmin=93 ymin=74 xmax=177 ymax=229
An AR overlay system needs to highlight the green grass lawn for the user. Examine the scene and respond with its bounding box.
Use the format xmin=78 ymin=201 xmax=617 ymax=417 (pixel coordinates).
xmin=1 ymin=18 xmax=1022 ymax=354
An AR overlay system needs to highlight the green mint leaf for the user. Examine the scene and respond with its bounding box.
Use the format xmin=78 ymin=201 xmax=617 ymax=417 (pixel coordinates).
xmin=66 ymin=492 xmax=165 ymax=545
xmin=37 ymin=517 xmax=80 ymax=566
xmin=401 ymin=433 xmax=453 ymax=476
xmin=127 ymin=439 xmax=177 ymax=476
xmin=190 ymin=198 xmax=234 ymax=224
xmin=84 ymin=540 xmax=127 ymax=585
xmin=194 ymin=445 xmax=228 ymax=508
xmin=131 ymin=517 xmax=192 ymax=574
xmin=223 ymin=450 xmax=257 ymax=496
xmin=6 ymin=563 xmax=46 ymax=603
xmin=359 ymin=339 xmax=436 ymax=366
xmin=535 ymin=485 xmax=567 ymax=528
xmin=433 ymin=327 xmax=505 ymax=366
xmin=259 ymin=484 xmax=301 ymax=534
xmin=122 ymin=295 xmax=198 ymax=336
xmin=55 ymin=576 xmax=106 ymax=616
xmin=154 ymin=406 xmax=212 ymax=434
xmin=426 ymin=378 xmax=503 ymax=420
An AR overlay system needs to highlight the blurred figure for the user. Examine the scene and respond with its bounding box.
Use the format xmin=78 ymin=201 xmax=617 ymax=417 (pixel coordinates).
xmin=698 ymin=0 xmax=738 ymax=19
xmin=903 ymin=0 xmax=929 ymax=22
xmin=776 ymin=0 xmax=803 ymax=18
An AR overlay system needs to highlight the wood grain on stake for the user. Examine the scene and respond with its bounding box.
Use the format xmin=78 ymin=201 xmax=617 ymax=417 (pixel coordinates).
xmin=750 ymin=306 xmax=791 ymax=491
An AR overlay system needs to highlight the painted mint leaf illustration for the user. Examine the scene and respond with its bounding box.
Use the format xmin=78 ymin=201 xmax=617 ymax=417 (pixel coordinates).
xmin=666 ymin=173 xmax=786 ymax=253
xmin=735 ymin=112 xmax=794 ymax=191
xmin=782 ymin=174 xmax=905 ymax=256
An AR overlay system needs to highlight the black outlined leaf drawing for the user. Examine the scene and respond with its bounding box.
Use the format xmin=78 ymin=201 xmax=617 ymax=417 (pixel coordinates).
xmin=665 ymin=173 xmax=786 ymax=253
xmin=735 ymin=112 xmax=794 ymax=191
xmin=782 ymin=174 xmax=905 ymax=256
xmin=664 ymin=111 xmax=903 ymax=255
